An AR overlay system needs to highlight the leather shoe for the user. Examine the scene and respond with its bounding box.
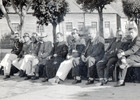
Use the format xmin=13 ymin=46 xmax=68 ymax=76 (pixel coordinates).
xmin=42 ymin=78 xmax=48 ymax=82
xmin=3 ymin=75 xmax=10 ymax=79
xmin=95 ymin=82 xmax=104 ymax=86
xmin=72 ymin=79 xmax=81 ymax=84
xmin=114 ymin=82 xmax=125 ymax=87
xmin=24 ymin=76 xmax=31 ymax=80
xmin=19 ymin=70 xmax=26 ymax=77
xmin=31 ymin=76 xmax=39 ymax=80
xmin=85 ymin=80 xmax=94 ymax=85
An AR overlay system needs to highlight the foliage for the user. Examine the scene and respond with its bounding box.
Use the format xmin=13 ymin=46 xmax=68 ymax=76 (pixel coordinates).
xmin=32 ymin=0 xmax=69 ymax=26
xmin=122 ymin=0 xmax=140 ymax=19
xmin=76 ymin=0 xmax=115 ymax=12
xmin=0 ymin=0 xmax=32 ymax=34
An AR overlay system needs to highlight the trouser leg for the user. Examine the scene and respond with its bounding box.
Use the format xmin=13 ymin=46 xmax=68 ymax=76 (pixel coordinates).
xmin=104 ymin=57 xmax=118 ymax=80
xmin=86 ymin=57 xmax=96 ymax=79
xmin=56 ymin=59 xmax=73 ymax=81
xmin=96 ymin=60 xmax=107 ymax=80
xmin=24 ymin=55 xmax=39 ymax=76
xmin=2 ymin=53 xmax=17 ymax=75
xmin=20 ymin=55 xmax=33 ymax=74
xmin=72 ymin=57 xmax=84 ymax=78
xmin=118 ymin=58 xmax=135 ymax=83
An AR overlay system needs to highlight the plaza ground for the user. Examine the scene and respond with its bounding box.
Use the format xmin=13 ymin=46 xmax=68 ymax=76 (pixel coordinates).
xmin=0 ymin=75 xmax=140 ymax=100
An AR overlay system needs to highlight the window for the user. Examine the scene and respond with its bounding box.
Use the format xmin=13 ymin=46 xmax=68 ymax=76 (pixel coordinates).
xmin=36 ymin=25 xmax=44 ymax=33
xmin=12 ymin=23 xmax=19 ymax=32
xmin=91 ymin=22 xmax=97 ymax=34
xmin=105 ymin=21 xmax=110 ymax=28
xmin=104 ymin=21 xmax=110 ymax=38
xmin=91 ymin=22 xmax=97 ymax=29
xmin=78 ymin=22 xmax=84 ymax=30
xmin=66 ymin=22 xmax=73 ymax=32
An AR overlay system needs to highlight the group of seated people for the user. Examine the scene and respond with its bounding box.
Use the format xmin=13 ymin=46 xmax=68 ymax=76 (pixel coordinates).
xmin=0 ymin=22 xmax=139 ymax=87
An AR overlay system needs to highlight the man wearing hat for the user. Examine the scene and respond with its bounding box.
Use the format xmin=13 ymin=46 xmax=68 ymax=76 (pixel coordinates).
xmin=0 ymin=32 xmax=23 ymax=79
xmin=31 ymin=35 xmax=53 ymax=80
xmin=115 ymin=22 xmax=140 ymax=87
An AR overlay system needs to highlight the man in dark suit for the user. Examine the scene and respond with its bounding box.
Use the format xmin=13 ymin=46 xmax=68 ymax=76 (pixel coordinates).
xmin=115 ymin=23 xmax=140 ymax=87
xmin=72 ymin=27 xmax=105 ymax=84
xmin=96 ymin=30 xmax=125 ymax=86
xmin=42 ymin=32 xmax=68 ymax=82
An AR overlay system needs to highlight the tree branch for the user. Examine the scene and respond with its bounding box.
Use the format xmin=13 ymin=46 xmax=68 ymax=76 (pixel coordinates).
xmin=26 ymin=0 xmax=33 ymax=12
xmin=0 ymin=0 xmax=14 ymax=34
xmin=10 ymin=0 xmax=19 ymax=14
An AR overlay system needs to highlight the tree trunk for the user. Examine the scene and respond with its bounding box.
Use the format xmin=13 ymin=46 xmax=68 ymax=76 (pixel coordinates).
xmin=52 ymin=23 xmax=57 ymax=43
xmin=138 ymin=19 xmax=140 ymax=36
xmin=19 ymin=15 xmax=25 ymax=36
xmin=98 ymin=8 xmax=104 ymax=38
xmin=0 ymin=4 xmax=14 ymax=34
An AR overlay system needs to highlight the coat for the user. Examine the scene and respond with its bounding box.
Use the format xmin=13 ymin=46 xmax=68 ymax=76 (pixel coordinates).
xmin=71 ymin=38 xmax=86 ymax=57
xmin=124 ymin=37 xmax=140 ymax=63
xmin=84 ymin=36 xmax=105 ymax=61
xmin=45 ymin=41 xmax=68 ymax=79
xmin=18 ymin=42 xmax=31 ymax=58
xmin=104 ymin=38 xmax=123 ymax=60
xmin=28 ymin=42 xmax=40 ymax=56
xmin=38 ymin=41 xmax=53 ymax=65
xmin=11 ymin=39 xmax=23 ymax=55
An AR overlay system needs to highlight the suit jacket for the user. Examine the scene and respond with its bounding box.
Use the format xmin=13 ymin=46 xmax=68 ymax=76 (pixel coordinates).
xmin=84 ymin=36 xmax=105 ymax=61
xmin=11 ymin=39 xmax=23 ymax=55
xmin=38 ymin=41 xmax=52 ymax=59
xmin=124 ymin=37 xmax=140 ymax=57
xmin=104 ymin=38 xmax=123 ymax=60
xmin=51 ymin=41 xmax=68 ymax=59
xmin=18 ymin=42 xmax=31 ymax=58
xmin=28 ymin=42 xmax=40 ymax=56
xmin=71 ymin=38 xmax=86 ymax=57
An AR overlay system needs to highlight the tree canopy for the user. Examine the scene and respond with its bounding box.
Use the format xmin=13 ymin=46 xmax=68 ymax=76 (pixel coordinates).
xmin=122 ymin=0 xmax=140 ymax=20
xmin=32 ymin=0 xmax=69 ymax=43
xmin=32 ymin=0 xmax=69 ymax=26
xmin=122 ymin=0 xmax=140 ymax=34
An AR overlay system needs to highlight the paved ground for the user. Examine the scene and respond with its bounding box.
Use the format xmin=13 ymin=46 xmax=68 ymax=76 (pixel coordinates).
xmin=0 ymin=75 xmax=140 ymax=100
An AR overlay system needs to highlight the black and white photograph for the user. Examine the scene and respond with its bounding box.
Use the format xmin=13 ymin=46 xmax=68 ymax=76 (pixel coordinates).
xmin=0 ymin=0 xmax=140 ymax=100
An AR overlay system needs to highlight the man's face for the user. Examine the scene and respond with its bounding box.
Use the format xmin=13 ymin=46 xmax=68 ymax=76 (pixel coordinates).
xmin=88 ymin=29 xmax=96 ymax=40
xmin=56 ymin=34 xmax=63 ymax=42
xmin=128 ymin=28 xmax=138 ymax=39
xmin=117 ymin=31 xmax=122 ymax=41
xmin=72 ymin=33 xmax=79 ymax=40
xmin=24 ymin=36 xmax=30 ymax=42
xmin=31 ymin=36 xmax=36 ymax=43
xmin=32 ymin=33 xmax=37 ymax=37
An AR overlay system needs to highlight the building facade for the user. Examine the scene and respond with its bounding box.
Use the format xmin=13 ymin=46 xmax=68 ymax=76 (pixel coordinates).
xmin=0 ymin=0 xmax=128 ymax=42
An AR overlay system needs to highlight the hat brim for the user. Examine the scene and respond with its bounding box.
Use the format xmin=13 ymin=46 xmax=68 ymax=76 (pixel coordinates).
xmin=38 ymin=35 xmax=48 ymax=38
